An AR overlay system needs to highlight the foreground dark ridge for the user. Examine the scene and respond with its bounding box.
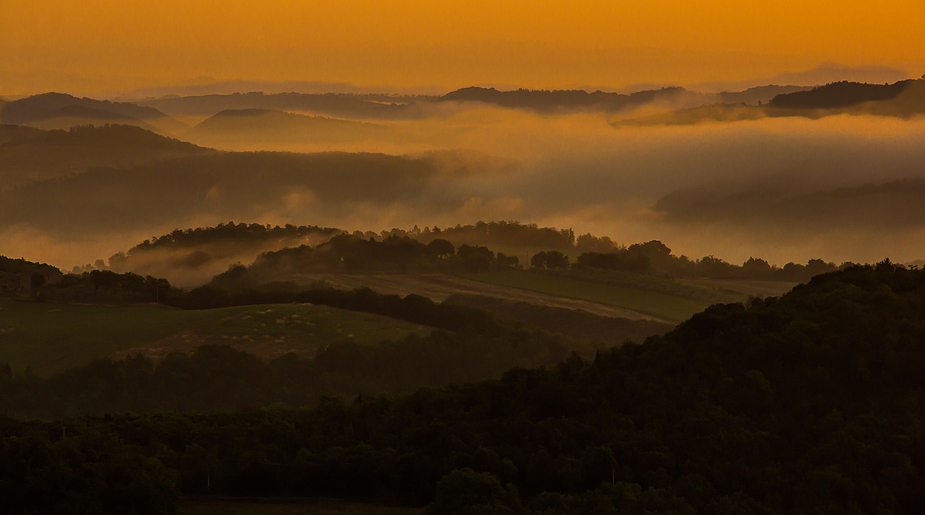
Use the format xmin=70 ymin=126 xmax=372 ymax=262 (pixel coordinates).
xmin=3 ymin=262 xmax=925 ymax=513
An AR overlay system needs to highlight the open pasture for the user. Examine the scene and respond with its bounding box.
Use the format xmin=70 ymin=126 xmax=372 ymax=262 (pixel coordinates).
xmin=0 ymin=300 xmax=428 ymax=376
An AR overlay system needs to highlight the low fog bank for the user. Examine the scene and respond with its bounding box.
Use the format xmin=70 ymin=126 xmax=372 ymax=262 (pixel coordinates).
xmin=3 ymin=112 xmax=925 ymax=272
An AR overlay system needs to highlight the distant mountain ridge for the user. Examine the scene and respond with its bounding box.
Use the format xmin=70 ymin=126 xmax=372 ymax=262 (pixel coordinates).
xmin=616 ymin=79 xmax=925 ymax=126
xmin=0 ymin=124 xmax=206 ymax=151
xmin=138 ymin=92 xmax=425 ymax=120
xmin=439 ymin=86 xmax=689 ymax=112
xmin=185 ymin=109 xmax=391 ymax=148
xmin=0 ymin=92 xmax=187 ymax=134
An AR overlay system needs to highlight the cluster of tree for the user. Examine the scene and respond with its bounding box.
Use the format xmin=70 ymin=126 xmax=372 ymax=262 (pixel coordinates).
xmin=92 ymin=221 xmax=346 ymax=274
xmin=125 ymin=221 xmax=342 ymax=253
xmin=83 ymin=219 xmax=855 ymax=287
xmin=36 ymin=269 xmax=175 ymax=303
xmin=0 ymin=255 xmax=59 ymax=276
xmin=530 ymin=250 xmax=570 ymax=269
xmin=4 ymin=263 xmax=925 ymax=513
xmin=0 ymin=418 xmax=179 ymax=515
xmin=575 ymin=233 xmax=621 ymax=253
xmin=574 ymin=241 xmax=844 ymax=282
xmin=205 ymin=234 xmax=516 ymax=281
xmin=413 ymin=221 xmax=576 ymax=250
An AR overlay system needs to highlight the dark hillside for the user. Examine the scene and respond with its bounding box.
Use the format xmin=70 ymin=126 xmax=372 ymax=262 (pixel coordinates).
xmin=0 ymin=92 xmax=170 ymax=124
xmin=0 ymin=92 xmax=187 ymax=133
xmin=770 ymin=79 xmax=917 ymax=109
xmin=0 ymin=124 xmax=212 ymax=190
xmin=0 ymin=123 xmax=205 ymax=151
xmin=0 ymin=151 xmax=442 ymax=235
xmin=0 ymin=123 xmax=44 ymax=144
xmin=5 ymin=263 xmax=925 ymax=513
xmin=717 ymin=84 xmax=810 ymax=104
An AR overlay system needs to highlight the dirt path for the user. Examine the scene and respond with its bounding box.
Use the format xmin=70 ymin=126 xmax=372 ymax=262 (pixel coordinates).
xmin=296 ymin=273 xmax=667 ymax=322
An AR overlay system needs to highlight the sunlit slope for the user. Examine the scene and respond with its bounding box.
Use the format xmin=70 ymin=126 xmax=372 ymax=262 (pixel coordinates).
xmin=0 ymin=300 xmax=428 ymax=376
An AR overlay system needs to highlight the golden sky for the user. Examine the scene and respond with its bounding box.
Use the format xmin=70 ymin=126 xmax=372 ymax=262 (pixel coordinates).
xmin=2 ymin=0 xmax=923 ymax=95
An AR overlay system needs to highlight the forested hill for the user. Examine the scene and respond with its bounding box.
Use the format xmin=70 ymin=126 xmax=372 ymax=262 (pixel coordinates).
xmin=5 ymin=262 xmax=925 ymax=513
xmin=0 ymin=92 xmax=188 ymax=134
xmin=770 ymin=78 xmax=925 ymax=109
xmin=0 ymin=123 xmax=206 ymax=151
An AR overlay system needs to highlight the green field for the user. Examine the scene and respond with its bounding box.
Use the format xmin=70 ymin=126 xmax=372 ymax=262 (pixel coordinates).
xmin=0 ymin=300 xmax=428 ymax=377
xmin=179 ymin=498 xmax=423 ymax=515
xmin=460 ymin=270 xmax=723 ymax=323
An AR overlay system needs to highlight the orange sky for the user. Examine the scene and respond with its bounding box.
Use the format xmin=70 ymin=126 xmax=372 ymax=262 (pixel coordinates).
xmin=2 ymin=0 xmax=923 ymax=95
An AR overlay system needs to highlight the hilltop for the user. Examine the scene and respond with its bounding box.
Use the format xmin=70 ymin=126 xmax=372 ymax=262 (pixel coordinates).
xmin=617 ymin=79 xmax=925 ymax=126
xmin=185 ymin=108 xmax=392 ymax=149
xmin=0 ymin=92 xmax=187 ymax=134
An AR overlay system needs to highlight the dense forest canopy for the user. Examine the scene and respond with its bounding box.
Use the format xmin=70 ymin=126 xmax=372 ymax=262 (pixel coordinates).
xmin=4 ymin=263 xmax=925 ymax=513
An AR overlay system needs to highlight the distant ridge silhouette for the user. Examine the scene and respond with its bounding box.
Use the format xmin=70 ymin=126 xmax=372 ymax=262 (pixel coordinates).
xmin=770 ymin=79 xmax=920 ymax=109
xmin=138 ymin=92 xmax=421 ymax=120
xmin=0 ymin=93 xmax=186 ymax=133
xmin=439 ymin=86 xmax=687 ymax=112
xmin=185 ymin=109 xmax=390 ymax=147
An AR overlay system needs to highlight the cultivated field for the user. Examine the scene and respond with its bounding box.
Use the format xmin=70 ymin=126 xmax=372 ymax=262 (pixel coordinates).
xmin=460 ymin=270 xmax=730 ymax=323
xmin=675 ymin=278 xmax=798 ymax=299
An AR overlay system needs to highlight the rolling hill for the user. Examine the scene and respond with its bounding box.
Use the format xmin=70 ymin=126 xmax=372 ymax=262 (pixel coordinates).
xmin=0 ymin=124 xmax=213 ymax=190
xmin=185 ymin=109 xmax=393 ymax=149
xmin=617 ymin=79 xmax=925 ymax=125
xmin=0 ymin=299 xmax=429 ymax=376
xmin=0 ymin=92 xmax=188 ymax=134
xmin=138 ymin=91 xmax=423 ymax=120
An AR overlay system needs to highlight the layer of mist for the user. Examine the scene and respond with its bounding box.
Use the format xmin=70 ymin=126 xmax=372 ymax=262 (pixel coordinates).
xmin=2 ymin=102 xmax=925 ymax=272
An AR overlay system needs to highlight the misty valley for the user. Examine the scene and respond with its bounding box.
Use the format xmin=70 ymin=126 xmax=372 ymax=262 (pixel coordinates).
xmin=2 ymin=78 xmax=925 ymax=514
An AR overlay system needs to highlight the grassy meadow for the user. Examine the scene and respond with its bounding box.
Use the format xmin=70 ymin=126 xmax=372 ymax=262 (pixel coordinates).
xmin=0 ymin=299 xmax=428 ymax=377
xmin=460 ymin=270 xmax=734 ymax=323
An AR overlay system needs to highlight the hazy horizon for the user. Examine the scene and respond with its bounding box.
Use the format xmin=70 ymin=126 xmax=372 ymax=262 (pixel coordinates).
xmin=3 ymin=0 xmax=925 ymax=278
